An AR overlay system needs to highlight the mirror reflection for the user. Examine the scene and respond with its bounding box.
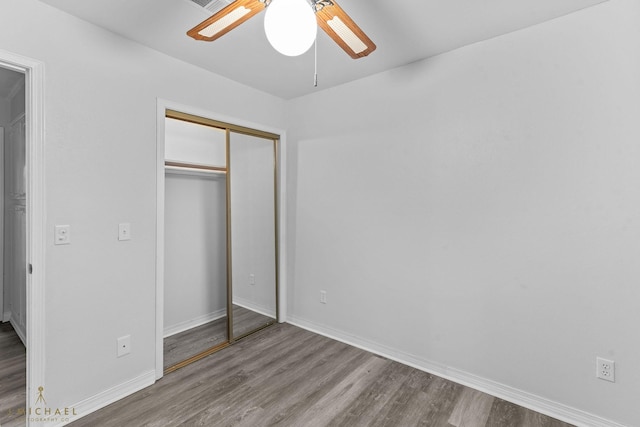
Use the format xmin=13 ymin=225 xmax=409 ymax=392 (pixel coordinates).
xmin=229 ymin=131 xmax=277 ymax=340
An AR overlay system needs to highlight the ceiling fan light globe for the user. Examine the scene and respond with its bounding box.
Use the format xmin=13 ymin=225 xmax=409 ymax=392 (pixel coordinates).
xmin=264 ymin=0 xmax=317 ymax=57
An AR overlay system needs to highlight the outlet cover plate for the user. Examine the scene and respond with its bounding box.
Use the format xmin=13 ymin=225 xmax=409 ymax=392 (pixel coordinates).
xmin=596 ymin=357 xmax=615 ymax=382
xmin=118 ymin=223 xmax=131 ymax=241
xmin=117 ymin=335 xmax=131 ymax=357
xmin=55 ymin=225 xmax=71 ymax=245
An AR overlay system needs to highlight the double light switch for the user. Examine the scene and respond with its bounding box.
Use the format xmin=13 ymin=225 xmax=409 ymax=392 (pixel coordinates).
xmin=54 ymin=223 xmax=132 ymax=244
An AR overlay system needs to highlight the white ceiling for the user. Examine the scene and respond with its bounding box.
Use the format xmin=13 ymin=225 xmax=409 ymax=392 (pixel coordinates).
xmin=38 ymin=0 xmax=606 ymax=99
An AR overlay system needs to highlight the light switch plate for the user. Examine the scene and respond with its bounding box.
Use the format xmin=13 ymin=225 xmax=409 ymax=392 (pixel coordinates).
xmin=320 ymin=290 xmax=327 ymax=304
xmin=118 ymin=223 xmax=131 ymax=241
xmin=55 ymin=225 xmax=71 ymax=245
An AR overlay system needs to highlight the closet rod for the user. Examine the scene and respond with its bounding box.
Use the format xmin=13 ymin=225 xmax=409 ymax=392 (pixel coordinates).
xmin=165 ymin=161 xmax=227 ymax=173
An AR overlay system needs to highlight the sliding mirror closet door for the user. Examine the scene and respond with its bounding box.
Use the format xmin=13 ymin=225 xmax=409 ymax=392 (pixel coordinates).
xmin=163 ymin=116 xmax=228 ymax=371
xmin=229 ymin=131 xmax=278 ymax=340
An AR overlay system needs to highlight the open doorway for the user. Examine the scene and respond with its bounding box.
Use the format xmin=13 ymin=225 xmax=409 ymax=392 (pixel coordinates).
xmin=0 ymin=50 xmax=45 ymax=427
xmin=0 ymin=65 xmax=27 ymax=427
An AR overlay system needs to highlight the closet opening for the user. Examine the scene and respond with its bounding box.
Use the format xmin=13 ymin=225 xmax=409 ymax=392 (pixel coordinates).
xmin=160 ymin=109 xmax=280 ymax=375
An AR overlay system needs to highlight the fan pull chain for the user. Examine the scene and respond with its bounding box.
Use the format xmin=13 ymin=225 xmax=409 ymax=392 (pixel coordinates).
xmin=314 ymin=38 xmax=318 ymax=87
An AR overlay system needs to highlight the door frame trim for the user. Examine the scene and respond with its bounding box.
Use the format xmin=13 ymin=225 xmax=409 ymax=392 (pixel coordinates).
xmin=155 ymin=98 xmax=287 ymax=380
xmin=0 ymin=49 xmax=46 ymax=427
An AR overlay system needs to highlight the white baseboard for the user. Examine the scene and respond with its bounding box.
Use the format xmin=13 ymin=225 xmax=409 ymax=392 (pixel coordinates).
xmin=287 ymin=315 xmax=627 ymax=427
xmin=0 ymin=314 xmax=26 ymax=347
xmin=233 ymin=297 xmax=276 ymax=319
xmin=163 ymin=308 xmax=226 ymax=338
xmin=54 ymin=370 xmax=156 ymax=427
xmin=10 ymin=317 xmax=26 ymax=347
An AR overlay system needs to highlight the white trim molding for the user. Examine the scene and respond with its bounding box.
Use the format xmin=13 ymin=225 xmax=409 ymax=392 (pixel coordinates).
xmin=155 ymin=101 xmax=166 ymax=380
xmin=276 ymin=130 xmax=287 ymax=323
xmin=287 ymin=316 xmax=628 ymax=427
xmin=10 ymin=317 xmax=27 ymax=346
xmin=233 ymin=298 xmax=276 ymax=319
xmin=163 ymin=308 xmax=227 ymax=338
xmin=0 ymin=48 xmax=46 ymax=427
xmin=54 ymin=370 xmax=156 ymax=427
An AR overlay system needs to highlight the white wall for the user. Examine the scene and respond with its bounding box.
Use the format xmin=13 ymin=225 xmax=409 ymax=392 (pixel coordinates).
xmin=3 ymin=115 xmax=27 ymax=342
xmin=164 ymin=171 xmax=227 ymax=336
xmin=0 ymin=97 xmax=10 ymax=125
xmin=285 ymin=0 xmax=640 ymax=426
xmin=0 ymin=78 xmax=24 ymax=327
xmin=10 ymin=82 xmax=24 ymax=122
xmin=164 ymin=117 xmax=226 ymax=167
xmin=230 ymin=132 xmax=277 ymax=318
xmin=2 ymin=77 xmax=27 ymax=343
xmin=0 ymin=0 xmax=284 ymax=416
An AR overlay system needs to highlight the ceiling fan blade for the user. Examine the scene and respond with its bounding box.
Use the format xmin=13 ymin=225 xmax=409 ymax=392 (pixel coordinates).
xmin=314 ymin=0 xmax=376 ymax=59
xmin=187 ymin=0 xmax=267 ymax=42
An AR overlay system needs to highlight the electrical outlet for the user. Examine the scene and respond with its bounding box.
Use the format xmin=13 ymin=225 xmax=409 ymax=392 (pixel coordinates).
xmin=54 ymin=225 xmax=71 ymax=245
xmin=117 ymin=335 xmax=131 ymax=357
xmin=118 ymin=223 xmax=131 ymax=241
xmin=320 ymin=290 xmax=327 ymax=304
xmin=596 ymin=357 xmax=615 ymax=382
xmin=249 ymin=274 xmax=255 ymax=285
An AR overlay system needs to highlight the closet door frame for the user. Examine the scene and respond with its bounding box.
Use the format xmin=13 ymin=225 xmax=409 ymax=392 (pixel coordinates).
xmin=155 ymin=99 xmax=287 ymax=380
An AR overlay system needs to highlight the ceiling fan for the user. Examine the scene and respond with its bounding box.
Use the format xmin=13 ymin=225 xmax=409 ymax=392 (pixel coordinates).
xmin=186 ymin=0 xmax=376 ymax=59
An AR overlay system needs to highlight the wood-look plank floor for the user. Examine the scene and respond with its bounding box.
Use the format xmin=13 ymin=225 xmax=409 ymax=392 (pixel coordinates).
xmin=71 ymin=323 xmax=574 ymax=427
xmin=164 ymin=316 xmax=227 ymax=370
xmin=164 ymin=305 xmax=274 ymax=370
xmin=0 ymin=321 xmax=26 ymax=427
xmin=232 ymin=304 xmax=274 ymax=338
